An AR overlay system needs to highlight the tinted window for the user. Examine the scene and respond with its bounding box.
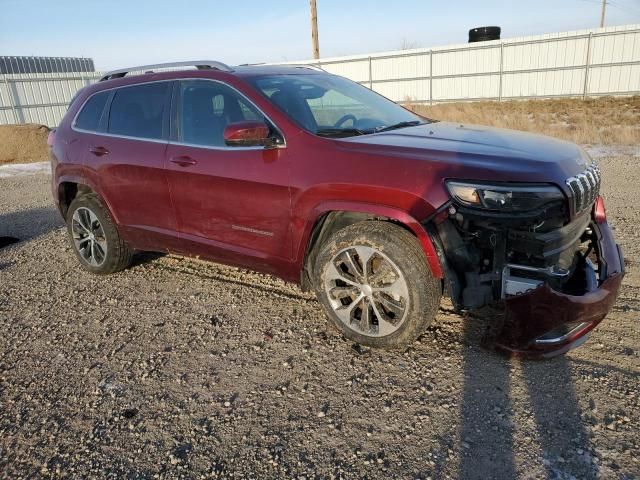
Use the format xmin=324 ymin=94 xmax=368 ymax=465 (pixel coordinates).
xmin=74 ymin=91 xmax=109 ymax=131
xmin=179 ymin=80 xmax=265 ymax=147
xmin=108 ymin=82 xmax=169 ymax=140
xmin=249 ymin=74 xmax=424 ymax=136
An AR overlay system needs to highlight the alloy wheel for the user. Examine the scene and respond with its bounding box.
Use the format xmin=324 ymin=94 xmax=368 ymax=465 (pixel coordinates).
xmin=323 ymin=245 xmax=410 ymax=337
xmin=71 ymin=207 xmax=108 ymax=267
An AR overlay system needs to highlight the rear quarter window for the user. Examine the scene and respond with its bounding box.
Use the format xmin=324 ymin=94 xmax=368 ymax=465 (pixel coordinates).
xmin=108 ymin=82 xmax=170 ymax=140
xmin=74 ymin=91 xmax=110 ymax=131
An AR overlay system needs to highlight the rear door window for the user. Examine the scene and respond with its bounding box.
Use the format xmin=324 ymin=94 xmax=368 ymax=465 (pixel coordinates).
xmin=108 ymin=82 xmax=170 ymax=140
xmin=74 ymin=91 xmax=110 ymax=131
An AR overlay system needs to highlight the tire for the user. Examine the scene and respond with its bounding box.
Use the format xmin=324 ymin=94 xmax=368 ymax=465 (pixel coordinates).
xmin=468 ymin=26 xmax=501 ymax=42
xmin=66 ymin=193 xmax=133 ymax=274
xmin=313 ymin=221 xmax=441 ymax=349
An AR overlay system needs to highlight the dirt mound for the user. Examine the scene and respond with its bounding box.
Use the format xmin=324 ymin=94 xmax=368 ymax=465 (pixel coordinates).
xmin=0 ymin=124 xmax=50 ymax=165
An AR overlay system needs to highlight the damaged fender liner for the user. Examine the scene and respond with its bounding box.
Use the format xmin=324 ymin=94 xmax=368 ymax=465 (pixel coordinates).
xmin=494 ymin=220 xmax=625 ymax=358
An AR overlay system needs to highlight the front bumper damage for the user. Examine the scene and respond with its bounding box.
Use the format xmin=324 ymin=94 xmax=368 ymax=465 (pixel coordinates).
xmin=496 ymin=220 xmax=624 ymax=357
xmin=430 ymin=198 xmax=625 ymax=358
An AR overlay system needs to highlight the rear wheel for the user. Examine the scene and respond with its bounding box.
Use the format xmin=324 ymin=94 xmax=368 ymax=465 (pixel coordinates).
xmin=314 ymin=221 xmax=441 ymax=348
xmin=66 ymin=194 xmax=133 ymax=274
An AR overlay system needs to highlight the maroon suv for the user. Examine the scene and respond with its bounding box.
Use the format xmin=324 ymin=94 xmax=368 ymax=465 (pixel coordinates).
xmin=50 ymin=61 xmax=624 ymax=357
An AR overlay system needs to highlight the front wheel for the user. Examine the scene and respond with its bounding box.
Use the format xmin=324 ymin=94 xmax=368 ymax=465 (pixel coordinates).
xmin=314 ymin=221 xmax=442 ymax=349
xmin=66 ymin=194 xmax=133 ymax=274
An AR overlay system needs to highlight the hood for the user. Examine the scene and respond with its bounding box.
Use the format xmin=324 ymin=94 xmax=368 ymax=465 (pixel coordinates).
xmin=338 ymin=121 xmax=592 ymax=183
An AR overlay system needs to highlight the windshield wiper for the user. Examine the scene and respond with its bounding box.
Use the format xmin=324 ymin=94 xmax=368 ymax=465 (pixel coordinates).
xmin=316 ymin=120 xmax=424 ymax=137
xmin=315 ymin=127 xmax=366 ymax=138
xmin=375 ymin=120 xmax=424 ymax=133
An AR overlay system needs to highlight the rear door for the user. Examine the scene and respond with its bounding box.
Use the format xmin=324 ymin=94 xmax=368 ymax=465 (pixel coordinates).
xmin=84 ymin=81 xmax=179 ymax=251
xmin=165 ymin=79 xmax=292 ymax=271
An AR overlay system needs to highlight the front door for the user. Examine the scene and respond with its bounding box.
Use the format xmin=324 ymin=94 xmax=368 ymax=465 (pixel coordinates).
xmin=165 ymin=79 xmax=291 ymax=272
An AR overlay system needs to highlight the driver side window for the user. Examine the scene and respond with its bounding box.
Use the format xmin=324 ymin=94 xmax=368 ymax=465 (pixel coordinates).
xmin=179 ymin=80 xmax=265 ymax=147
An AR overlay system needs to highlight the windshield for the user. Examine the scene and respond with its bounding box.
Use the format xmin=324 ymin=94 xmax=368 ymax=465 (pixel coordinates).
xmin=248 ymin=74 xmax=430 ymax=137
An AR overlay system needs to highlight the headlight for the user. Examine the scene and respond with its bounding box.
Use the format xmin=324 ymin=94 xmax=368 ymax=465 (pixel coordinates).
xmin=445 ymin=181 xmax=564 ymax=212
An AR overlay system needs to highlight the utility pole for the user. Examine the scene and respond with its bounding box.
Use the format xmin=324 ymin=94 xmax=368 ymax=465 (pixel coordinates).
xmin=600 ymin=0 xmax=607 ymax=28
xmin=310 ymin=0 xmax=320 ymax=60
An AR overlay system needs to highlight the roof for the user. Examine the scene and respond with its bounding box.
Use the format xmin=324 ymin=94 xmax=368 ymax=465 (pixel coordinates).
xmin=99 ymin=61 xmax=325 ymax=82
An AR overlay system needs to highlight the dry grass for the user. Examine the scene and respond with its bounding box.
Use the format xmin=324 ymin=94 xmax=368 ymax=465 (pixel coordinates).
xmin=0 ymin=124 xmax=49 ymax=165
xmin=407 ymin=96 xmax=640 ymax=145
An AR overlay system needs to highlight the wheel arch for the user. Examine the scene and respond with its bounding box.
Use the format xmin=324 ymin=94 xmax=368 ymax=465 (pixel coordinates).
xmin=56 ymin=176 xmax=118 ymax=223
xmin=297 ymin=201 xmax=444 ymax=291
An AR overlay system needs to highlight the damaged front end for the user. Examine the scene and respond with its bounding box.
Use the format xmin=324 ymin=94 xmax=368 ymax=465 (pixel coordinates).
xmin=429 ymin=167 xmax=624 ymax=358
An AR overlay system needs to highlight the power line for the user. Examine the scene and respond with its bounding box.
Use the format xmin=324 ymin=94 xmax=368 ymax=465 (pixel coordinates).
xmin=607 ymin=0 xmax=640 ymax=15
xmin=577 ymin=0 xmax=640 ymax=27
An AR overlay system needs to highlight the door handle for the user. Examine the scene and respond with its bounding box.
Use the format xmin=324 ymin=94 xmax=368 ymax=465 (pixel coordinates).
xmin=170 ymin=155 xmax=198 ymax=167
xmin=89 ymin=146 xmax=109 ymax=156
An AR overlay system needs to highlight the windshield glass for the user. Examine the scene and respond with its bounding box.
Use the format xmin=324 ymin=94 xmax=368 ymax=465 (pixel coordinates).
xmin=248 ymin=74 xmax=429 ymax=137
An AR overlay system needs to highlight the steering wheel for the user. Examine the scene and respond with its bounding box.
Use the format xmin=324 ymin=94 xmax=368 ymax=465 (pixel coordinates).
xmin=334 ymin=114 xmax=357 ymax=128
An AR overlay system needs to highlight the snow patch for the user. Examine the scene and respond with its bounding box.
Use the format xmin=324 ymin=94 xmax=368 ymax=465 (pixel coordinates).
xmin=0 ymin=161 xmax=51 ymax=179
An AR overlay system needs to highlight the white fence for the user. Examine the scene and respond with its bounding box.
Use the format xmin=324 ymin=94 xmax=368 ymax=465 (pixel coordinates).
xmin=286 ymin=23 xmax=640 ymax=104
xmin=1 ymin=24 xmax=639 ymax=127
xmin=0 ymin=72 xmax=101 ymax=126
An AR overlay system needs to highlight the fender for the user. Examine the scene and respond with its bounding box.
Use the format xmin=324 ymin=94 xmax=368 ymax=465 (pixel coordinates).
xmin=296 ymin=200 xmax=444 ymax=279
xmin=54 ymin=172 xmax=121 ymax=225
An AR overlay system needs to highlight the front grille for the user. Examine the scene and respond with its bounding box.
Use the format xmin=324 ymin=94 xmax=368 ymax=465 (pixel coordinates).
xmin=566 ymin=162 xmax=601 ymax=214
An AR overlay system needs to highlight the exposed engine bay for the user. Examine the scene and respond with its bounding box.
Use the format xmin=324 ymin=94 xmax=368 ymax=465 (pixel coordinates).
xmin=433 ymin=162 xmax=605 ymax=311
xmin=433 ymin=201 xmax=598 ymax=310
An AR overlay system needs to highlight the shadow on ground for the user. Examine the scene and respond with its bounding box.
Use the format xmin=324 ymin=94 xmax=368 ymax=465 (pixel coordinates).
xmin=0 ymin=206 xmax=63 ymax=243
xmin=0 ymin=207 xmax=167 ymax=272
xmin=130 ymin=251 xmax=166 ymax=267
xmin=458 ymin=312 xmax=597 ymax=479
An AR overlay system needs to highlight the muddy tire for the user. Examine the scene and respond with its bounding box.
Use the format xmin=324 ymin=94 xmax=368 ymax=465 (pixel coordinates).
xmin=66 ymin=194 xmax=133 ymax=274
xmin=314 ymin=221 xmax=441 ymax=349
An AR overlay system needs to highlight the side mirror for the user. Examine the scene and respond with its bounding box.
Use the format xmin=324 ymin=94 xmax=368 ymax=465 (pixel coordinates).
xmin=223 ymin=121 xmax=272 ymax=147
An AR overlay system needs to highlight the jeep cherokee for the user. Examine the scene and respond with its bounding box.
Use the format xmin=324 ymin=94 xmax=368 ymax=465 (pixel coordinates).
xmin=49 ymin=60 xmax=624 ymax=357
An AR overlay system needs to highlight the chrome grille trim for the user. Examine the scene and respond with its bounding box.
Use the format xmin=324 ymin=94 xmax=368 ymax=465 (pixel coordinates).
xmin=587 ymin=171 xmax=598 ymax=205
xmin=566 ymin=162 xmax=601 ymax=214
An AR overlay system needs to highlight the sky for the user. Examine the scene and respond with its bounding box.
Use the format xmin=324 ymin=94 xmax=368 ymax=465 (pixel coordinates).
xmin=1 ymin=0 xmax=639 ymax=70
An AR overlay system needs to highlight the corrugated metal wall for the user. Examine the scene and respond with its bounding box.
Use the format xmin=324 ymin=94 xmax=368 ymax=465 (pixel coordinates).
xmin=1 ymin=24 xmax=638 ymax=127
xmin=0 ymin=56 xmax=95 ymax=74
xmin=0 ymin=72 xmax=101 ymax=126
xmin=284 ymin=23 xmax=640 ymax=103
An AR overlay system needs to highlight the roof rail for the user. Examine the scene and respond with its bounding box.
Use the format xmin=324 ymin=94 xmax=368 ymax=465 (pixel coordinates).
xmin=292 ymin=64 xmax=325 ymax=72
xmin=99 ymin=60 xmax=233 ymax=81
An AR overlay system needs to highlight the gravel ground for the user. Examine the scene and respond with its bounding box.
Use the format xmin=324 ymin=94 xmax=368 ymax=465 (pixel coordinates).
xmin=0 ymin=149 xmax=638 ymax=479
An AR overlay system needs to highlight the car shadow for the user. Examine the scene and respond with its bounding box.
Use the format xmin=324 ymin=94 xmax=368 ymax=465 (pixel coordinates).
xmin=0 ymin=207 xmax=201 ymax=276
xmin=0 ymin=205 xmax=63 ymax=244
xmin=458 ymin=309 xmax=597 ymax=479
xmin=130 ymin=251 xmax=167 ymax=267
xmin=0 ymin=206 xmax=170 ymax=268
